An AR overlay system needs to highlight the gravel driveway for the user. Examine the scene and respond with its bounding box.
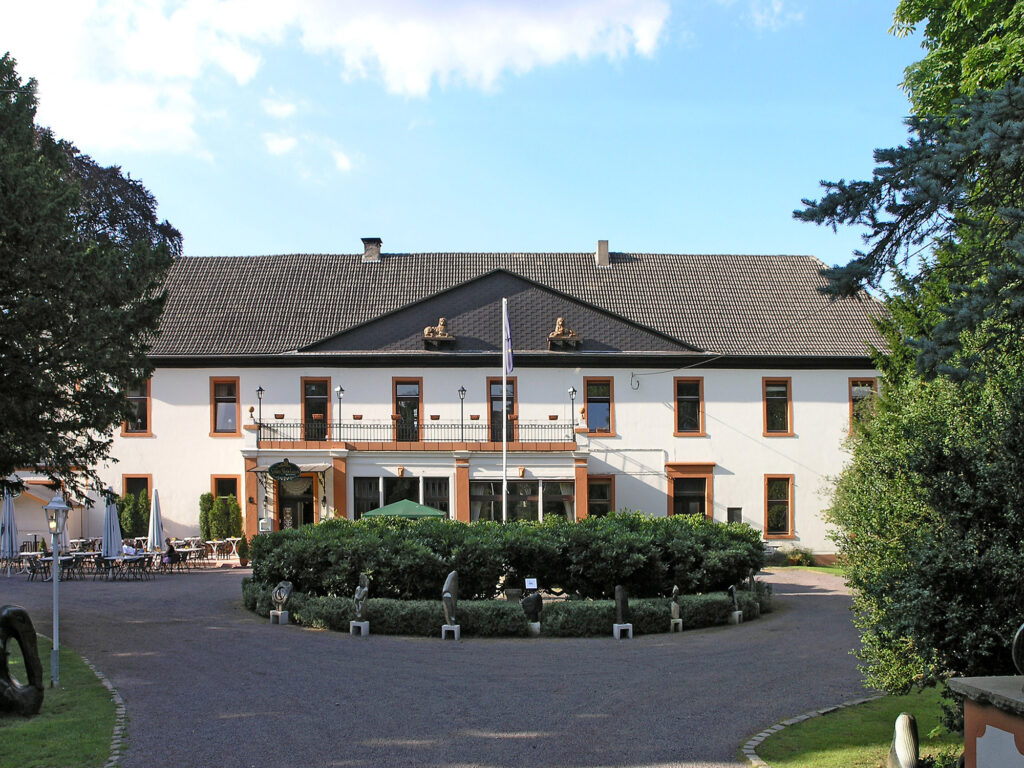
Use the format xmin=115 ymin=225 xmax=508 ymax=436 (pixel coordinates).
xmin=2 ymin=567 xmax=865 ymax=768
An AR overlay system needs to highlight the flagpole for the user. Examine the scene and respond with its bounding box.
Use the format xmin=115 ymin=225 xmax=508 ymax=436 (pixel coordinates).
xmin=501 ymin=297 xmax=508 ymax=524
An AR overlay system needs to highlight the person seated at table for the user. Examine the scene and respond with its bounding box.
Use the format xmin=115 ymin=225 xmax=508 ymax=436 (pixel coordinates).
xmin=122 ymin=541 xmax=137 ymax=556
xmin=162 ymin=538 xmax=179 ymax=567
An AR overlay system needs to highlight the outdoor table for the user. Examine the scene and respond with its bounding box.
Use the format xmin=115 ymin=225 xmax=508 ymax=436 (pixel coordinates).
xmin=206 ymin=540 xmax=226 ymax=559
xmin=226 ymin=537 xmax=242 ymax=556
xmin=39 ymin=555 xmax=74 ymax=582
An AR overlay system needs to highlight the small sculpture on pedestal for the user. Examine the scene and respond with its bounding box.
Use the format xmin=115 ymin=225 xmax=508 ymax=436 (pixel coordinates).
xmin=669 ymin=585 xmax=683 ymax=633
xmin=613 ymin=585 xmax=633 ymax=640
xmin=728 ymin=584 xmax=743 ymax=625
xmin=887 ymin=712 xmax=919 ymax=768
xmin=423 ymin=317 xmax=455 ymax=348
xmin=442 ymin=570 xmax=460 ymax=640
xmin=270 ymin=581 xmax=292 ymax=625
xmin=350 ymin=574 xmax=371 ymax=637
xmin=521 ymin=591 xmax=543 ymax=636
xmin=547 ymin=317 xmax=581 ymax=350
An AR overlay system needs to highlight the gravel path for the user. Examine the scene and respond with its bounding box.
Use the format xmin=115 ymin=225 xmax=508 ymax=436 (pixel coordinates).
xmin=2 ymin=567 xmax=865 ymax=768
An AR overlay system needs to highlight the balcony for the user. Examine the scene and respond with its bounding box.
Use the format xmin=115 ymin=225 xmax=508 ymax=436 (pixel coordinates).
xmin=257 ymin=420 xmax=577 ymax=451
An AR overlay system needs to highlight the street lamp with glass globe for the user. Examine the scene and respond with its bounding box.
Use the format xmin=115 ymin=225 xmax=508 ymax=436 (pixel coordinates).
xmin=44 ymin=491 xmax=69 ymax=686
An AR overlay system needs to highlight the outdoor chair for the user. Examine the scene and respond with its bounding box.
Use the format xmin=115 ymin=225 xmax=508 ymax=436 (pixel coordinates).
xmin=92 ymin=555 xmax=113 ymax=581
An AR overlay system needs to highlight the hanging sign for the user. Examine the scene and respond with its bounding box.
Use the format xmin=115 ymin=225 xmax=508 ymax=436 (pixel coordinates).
xmin=268 ymin=459 xmax=301 ymax=482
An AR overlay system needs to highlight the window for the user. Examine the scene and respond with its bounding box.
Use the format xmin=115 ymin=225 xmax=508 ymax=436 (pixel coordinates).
xmin=488 ymin=377 xmax=516 ymax=442
xmin=849 ymin=378 xmax=879 ymax=427
xmin=665 ymin=463 xmax=714 ymax=518
xmin=584 ymin=377 xmax=614 ymax=434
xmin=674 ymin=377 xmax=704 ymax=436
xmin=303 ymin=378 xmax=330 ymax=441
xmin=384 ymin=476 xmax=418 ymax=505
xmin=587 ymin=477 xmax=614 ymax=518
xmin=469 ymin=480 xmax=574 ymax=523
xmin=393 ymin=378 xmax=422 ymax=441
xmin=763 ymin=377 xmax=793 ymax=436
xmin=210 ymin=377 xmax=240 ymax=436
xmin=765 ymin=475 xmax=794 ymax=538
xmin=727 ymin=507 xmax=743 ymax=524
xmin=212 ymin=476 xmax=239 ymax=500
xmin=353 ymin=477 xmax=380 ymax=520
xmin=423 ymin=477 xmax=450 ymax=514
xmin=123 ymin=379 xmax=151 ymax=435
xmin=122 ymin=475 xmax=151 ymax=499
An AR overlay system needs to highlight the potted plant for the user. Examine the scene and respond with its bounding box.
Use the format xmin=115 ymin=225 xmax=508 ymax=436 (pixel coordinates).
xmin=236 ymin=534 xmax=250 ymax=567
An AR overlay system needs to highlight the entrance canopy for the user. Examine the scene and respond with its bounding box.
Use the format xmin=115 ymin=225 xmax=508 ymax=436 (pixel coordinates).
xmin=361 ymin=499 xmax=446 ymax=519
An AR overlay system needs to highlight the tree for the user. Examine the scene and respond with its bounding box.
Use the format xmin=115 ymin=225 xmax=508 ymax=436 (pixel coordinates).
xmin=893 ymin=0 xmax=1024 ymax=115
xmin=0 ymin=53 xmax=181 ymax=498
xmin=227 ymin=494 xmax=243 ymax=538
xmin=209 ymin=496 xmax=229 ymax=541
xmin=199 ymin=493 xmax=214 ymax=542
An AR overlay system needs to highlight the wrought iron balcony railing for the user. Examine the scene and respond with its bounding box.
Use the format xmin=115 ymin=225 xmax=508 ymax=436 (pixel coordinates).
xmin=257 ymin=420 xmax=576 ymax=445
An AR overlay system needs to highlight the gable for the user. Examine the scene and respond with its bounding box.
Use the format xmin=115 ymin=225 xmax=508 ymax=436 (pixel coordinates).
xmin=301 ymin=271 xmax=700 ymax=355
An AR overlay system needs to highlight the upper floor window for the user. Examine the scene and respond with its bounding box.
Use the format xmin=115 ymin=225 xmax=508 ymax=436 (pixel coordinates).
xmin=303 ymin=378 xmax=330 ymax=441
xmin=849 ymin=378 xmax=879 ymax=427
xmin=122 ymin=474 xmax=151 ymax=499
xmin=763 ymin=377 xmax=793 ymax=436
xmin=123 ymin=379 xmax=151 ymax=435
xmin=584 ymin=377 xmax=614 ymax=434
xmin=488 ymin=377 xmax=516 ymax=442
xmin=211 ymin=377 xmax=240 ymax=436
xmin=674 ymin=377 xmax=704 ymax=436
xmin=393 ymin=378 xmax=422 ymax=441
xmin=765 ymin=475 xmax=794 ymax=538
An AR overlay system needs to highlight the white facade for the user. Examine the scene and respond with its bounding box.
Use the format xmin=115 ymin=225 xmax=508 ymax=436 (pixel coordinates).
xmin=100 ymin=363 xmax=877 ymax=553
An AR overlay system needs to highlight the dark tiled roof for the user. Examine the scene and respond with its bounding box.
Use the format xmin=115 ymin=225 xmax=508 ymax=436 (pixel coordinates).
xmin=152 ymin=251 xmax=886 ymax=358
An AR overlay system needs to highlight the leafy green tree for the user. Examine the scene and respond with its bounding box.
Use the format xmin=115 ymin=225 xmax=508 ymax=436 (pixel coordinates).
xmin=227 ymin=494 xmax=243 ymax=538
xmin=893 ymin=0 xmax=1024 ymax=115
xmin=116 ymin=493 xmax=135 ymax=540
xmin=199 ymin=493 xmax=214 ymax=542
xmin=210 ymin=496 xmax=229 ymax=541
xmin=0 ymin=53 xmax=180 ymax=498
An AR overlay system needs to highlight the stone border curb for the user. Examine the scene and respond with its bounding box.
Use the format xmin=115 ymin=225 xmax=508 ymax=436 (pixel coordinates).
xmin=81 ymin=654 xmax=127 ymax=768
xmin=741 ymin=693 xmax=885 ymax=766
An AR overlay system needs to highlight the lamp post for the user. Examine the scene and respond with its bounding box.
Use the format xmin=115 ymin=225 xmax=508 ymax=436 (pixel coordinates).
xmin=44 ymin=491 xmax=69 ymax=687
xmin=335 ymin=386 xmax=344 ymax=441
xmin=256 ymin=386 xmax=265 ymax=428
xmin=458 ymin=386 xmax=467 ymax=441
xmin=568 ymin=386 xmax=577 ymax=427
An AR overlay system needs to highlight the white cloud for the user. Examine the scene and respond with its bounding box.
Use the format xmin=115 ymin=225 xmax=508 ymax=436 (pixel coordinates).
xmin=261 ymin=96 xmax=297 ymax=119
xmin=332 ymin=149 xmax=353 ymax=172
xmin=4 ymin=0 xmax=670 ymax=155
xmin=749 ymin=0 xmax=803 ymax=31
xmin=263 ymin=133 xmax=298 ymax=155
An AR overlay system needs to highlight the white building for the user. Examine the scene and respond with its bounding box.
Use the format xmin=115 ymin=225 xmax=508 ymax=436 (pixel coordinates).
xmin=93 ymin=239 xmax=883 ymax=556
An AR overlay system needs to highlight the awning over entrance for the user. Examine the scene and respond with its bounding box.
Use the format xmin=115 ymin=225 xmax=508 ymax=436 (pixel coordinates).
xmin=248 ymin=463 xmax=331 ymax=473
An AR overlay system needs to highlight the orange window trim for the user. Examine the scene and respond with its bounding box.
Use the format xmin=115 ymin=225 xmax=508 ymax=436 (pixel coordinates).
xmin=762 ymin=376 xmax=794 ymax=437
xmin=210 ymin=376 xmax=241 ymax=437
xmin=121 ymin=378 xmax=153 ymax=437
xmin=583 ymin=376 xmax=615 ymax=436
xmin=764 ymin=474 xmax=795 ymax=539
xmin=210 ymin=474 xmax=242 ymax=500
xmin=673 ymin=376 xmax=705 ymax=437
xmin=486 ymin=376 xmax=518 ymax=442
xmin=848 ymin=376 xmax=879 ymax=427
xmin=665 ymin=462 xmax=715 ymax=519
xmin=392 ymin=377 xmax=424 ymax=441
xmin=121 ymin=473 xmax=153 ymax=497
xmin=301 ymin=376 xmax=332 ymax=440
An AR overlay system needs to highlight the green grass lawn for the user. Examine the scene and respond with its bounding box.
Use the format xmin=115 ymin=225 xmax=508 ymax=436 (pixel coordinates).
xmin=0 ymin=636 xmax=116 ymax=768
xmin=755 ymin=687 xmax=961 ymax=768
xmin=765 ymin=564 xmax=847 ymax=577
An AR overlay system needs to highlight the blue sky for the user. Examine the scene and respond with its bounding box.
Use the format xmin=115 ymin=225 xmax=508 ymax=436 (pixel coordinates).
xmin=6 ymin=1 xmax=923 ymax=264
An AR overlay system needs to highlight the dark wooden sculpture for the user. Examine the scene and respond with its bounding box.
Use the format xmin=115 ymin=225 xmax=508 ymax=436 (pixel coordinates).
xmin=0 ymin=605 xmax=44 ymax=717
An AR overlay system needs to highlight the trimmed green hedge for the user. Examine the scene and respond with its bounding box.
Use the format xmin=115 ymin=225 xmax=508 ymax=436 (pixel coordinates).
xmin=242 ymin=579 xmax=772 ymax=637
xmin=249 ymin=512 xmax=765 ymax=600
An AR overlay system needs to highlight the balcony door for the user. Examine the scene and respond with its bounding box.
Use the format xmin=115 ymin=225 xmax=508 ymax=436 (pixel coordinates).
xmin=303 ymin=378 xmax=329 ymax=441
xmin=488 ymin=377 xmax=516 ymax=442
xmin=394 ymin=379 xmax=421 ymax=441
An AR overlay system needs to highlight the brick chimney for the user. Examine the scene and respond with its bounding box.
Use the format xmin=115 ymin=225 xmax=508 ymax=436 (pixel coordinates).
xmin=595 ymin=239 xmax=610 ymax=268
xmin=361 ymin=237 xmax=382 ymax=262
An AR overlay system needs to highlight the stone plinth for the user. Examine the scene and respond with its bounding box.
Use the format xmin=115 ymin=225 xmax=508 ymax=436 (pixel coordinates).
xmin=270 ymin=610 xmax=289 ymax=625
xmin=527 ymin=621 xmax=541 ymax=637
xmin=669 ymin=618 xmax=683 ymax=633
xmin=949 ymin=676 xmax=1024 ymax=768
xmin=729 ymin=611 xmax=743 ymax=625
xmin=613 ymin=623 xmax=633 ymax=640
xmin=350 ymin=620 xmax=369 ymax=637
xmin=442 ymin=624 xmax=461 ymax=641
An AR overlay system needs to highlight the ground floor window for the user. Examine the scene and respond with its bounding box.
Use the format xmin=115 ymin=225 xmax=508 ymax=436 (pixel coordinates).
xmin=672 ymin=477 xmax=706 ymax=516
xmin=354 ymin=475 xmax=451 ymax=518
xmin=423 ymin=477 xmax=450 ymax=513
xmin=353 ymin=477 xmax=379 ymax=520
xmin=277 ymin=474 xmax=316 ymax=529
xmin=587 ymin=477 xmax=614 ymax=517
xmin=469 ymin=479 xmax=574 ymax=522
xmin=212 ymin=476 xmax=238 ymax=499
xmin=765 ymin=475 xmax=794 ymax=538
xmin=122 ymin=475 xmax=151 ymax=498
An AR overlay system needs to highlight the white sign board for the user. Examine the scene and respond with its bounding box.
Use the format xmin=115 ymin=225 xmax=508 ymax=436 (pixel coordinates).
xmin=525 ymin=578 xmax=538 ymax=590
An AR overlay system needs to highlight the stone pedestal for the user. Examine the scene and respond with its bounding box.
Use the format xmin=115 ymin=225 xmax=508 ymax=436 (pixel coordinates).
xmin=669 ymin=618 xmax=683 ymax=633
xmin=270 ymin=610 xmax=289 ymax=625
xmin=729 ymin=611 xmax=743 ymax=625
xmin=949 ymin=676 xmax=1024 ymax=768
xmin=350 ymin=620 xmax=369 ymax=637
xmin=442 ymin=624 xmax=461 ymax=641
xmin=527 ymin=621 xmax=541 ymax=637
xmin=613 ymin=623 xmax=633 ymax=640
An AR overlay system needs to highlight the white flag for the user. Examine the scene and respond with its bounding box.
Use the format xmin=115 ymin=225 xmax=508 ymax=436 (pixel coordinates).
xmin=502 ymin=298 xmax=513 ymax=374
